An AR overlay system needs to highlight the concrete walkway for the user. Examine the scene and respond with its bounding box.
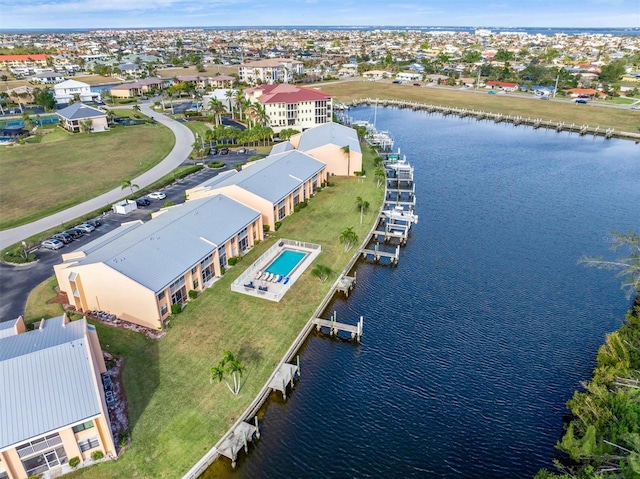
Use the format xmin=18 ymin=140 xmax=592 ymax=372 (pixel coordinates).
xmin=0 ymin=105 xmax=195 ymax=249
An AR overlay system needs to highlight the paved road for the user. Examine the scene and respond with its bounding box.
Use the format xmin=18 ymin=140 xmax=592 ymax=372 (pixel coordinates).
xmin=0 ymin=105 xmax=195 ymax=249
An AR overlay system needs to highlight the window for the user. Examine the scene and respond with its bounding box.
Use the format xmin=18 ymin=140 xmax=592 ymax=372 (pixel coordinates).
xmin=192 ymin=278 xmax=199 ymax=290
xmin=169 ymin=277 xmax=186 ymax=305
xmin=218 ymin=245 xmax=227 ymax=269
xmin=20 ymin=445 xmax=67 ymax=477
xmin=16 ymin=433 xmax=63 ymax=458
xmin=73 ymin=420 xmax=94 ymax=433
xmin=278 ymin=199 xmax=286 ymax=220
xmin=78 ymin=437 xmax=100 ymax=453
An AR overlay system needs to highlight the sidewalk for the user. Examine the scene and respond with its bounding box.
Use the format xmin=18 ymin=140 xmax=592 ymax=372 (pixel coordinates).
xmin=0 ymin=105 xmax=194 ymax=250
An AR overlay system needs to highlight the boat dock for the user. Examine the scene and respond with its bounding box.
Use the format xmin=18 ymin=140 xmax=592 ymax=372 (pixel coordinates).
xmin=312 ymin=313 xmax=364 ymax=342
xmin=359 ymin=243 xmax=401 ymax=265
xmin=348 ymin=98 xmax=640 ymax=142
xmin=336 ymin=272 xmax=357 ymax=296
xmin=217 ymin=419 xmax=259 ymax=469
xmin=267 ymin=360 xmax=300 ymax=400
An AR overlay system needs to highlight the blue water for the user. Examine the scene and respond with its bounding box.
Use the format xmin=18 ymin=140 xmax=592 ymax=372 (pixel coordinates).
xmin=203 ymin=108 xmax=640 ymax=478
xmin=265 ymin=250 xmax=306 ymax=277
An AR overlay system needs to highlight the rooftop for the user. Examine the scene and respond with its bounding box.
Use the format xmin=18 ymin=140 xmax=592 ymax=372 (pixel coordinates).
xmin=296 ymin=122 xmax=361 ymax=155
xmin=246 ymin=84 xmax=332 ymax=104
xmin=57 ymin=102 xmax=106 ymax=120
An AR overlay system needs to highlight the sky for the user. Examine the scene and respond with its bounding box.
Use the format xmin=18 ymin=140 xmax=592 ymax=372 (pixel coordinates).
xmin=0 ymin=0 xmax=638 ymax=30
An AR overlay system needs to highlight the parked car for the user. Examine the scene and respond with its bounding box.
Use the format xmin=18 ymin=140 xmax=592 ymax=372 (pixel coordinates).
xmin=136 ymin=198 xmax=151 ymax=207
xmin=148 ymin=191 xmax=167 ymax=200
xmin=539 ymin=96 xmax=550 ymax=100
xmin=488 ymin=91 xmax=496 ymax=95
xmin=75 ymin=223 xmax=95 ymax=233
xmin=236 ymin=147 xmax=246 ymax=154
xmin=392 ymin=80 xmax=402 ymax=84
xmin=219 ymin=147 xmax=229 ymax=155
xmin=41 ymin=239 xmax=64 ymax=250
xmin=578 ymin=94 xmax=590 ymax=98
xmin=413 ymin=83 xmax=421 ymax=87
xmin=210 ymin=147 xmax=218 ymax=155
xmin=575 ymin=98 xmax=588 ymax=104
xmin=64 ymin=228 xmax=84 ymax=239
xmin=52 ymin=232 xmax=73 ymax=244
xmin=86 ymin=218 xmax=102 ymax=228
xmin=140 ymin=96 xmax=148 ymax=100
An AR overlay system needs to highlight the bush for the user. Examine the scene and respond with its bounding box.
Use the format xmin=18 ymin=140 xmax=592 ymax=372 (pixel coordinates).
xmin=188 ymin=290 xmax=198 ymax=299
xmin=299 ymin=200 xmax=308 ymax=209
xmin=209 ymin=161 xmax=225 ymax=168
xmin=3 ymin=246 xmax=37 ymax=264
xmin=118 ymin=431 xmax=130 ymax=448
xmin=354 ymin=170 xmax=366 ymax=176
xmin=294 ymin=204 xmax=301 ymax=213
xmin=69 ymin=457 xmax=80 ymax=468
xmin=263 ymin=225 xmax=270 ymax=233
xmin=171 ymin=303 xmax=182 ymax=315
xmin=90 ymin=451 xmax=104 ymax=461
xmin=275 ymin=221 xmax=282 ymax=231
xmin=228 ymin=257 xmax=238 ymax=266
xmin=247 ymin=155 xmax=262 ymax=162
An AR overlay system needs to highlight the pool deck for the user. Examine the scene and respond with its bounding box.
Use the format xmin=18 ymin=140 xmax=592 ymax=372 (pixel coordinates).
xmin=230 ymin=239 xmax=321 ymax=302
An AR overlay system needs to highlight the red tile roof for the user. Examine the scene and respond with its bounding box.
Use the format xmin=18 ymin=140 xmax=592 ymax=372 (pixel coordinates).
xmin=246 ymin=84 xmax=331 ymax=104
xmin=0 ymin=54 xmax=50 ymax=62
xmin=486 ymin=81 xmax=518 ymax=88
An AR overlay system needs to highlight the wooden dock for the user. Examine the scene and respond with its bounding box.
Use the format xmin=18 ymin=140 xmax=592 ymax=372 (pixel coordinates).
xmin=312 ymin=313 xmax=363 ymax=342
xmin=267 ymin=360 xmax=299 ymax=400
xmin=336 ymin=272 xmax=357 ymax=296
xmin=217 ymin=419 xmax=259 ymax=468
xmin=360 ymin=243 xmax=400 ymax=265
xmin=371 ymin=223 xmax=409 ymax=244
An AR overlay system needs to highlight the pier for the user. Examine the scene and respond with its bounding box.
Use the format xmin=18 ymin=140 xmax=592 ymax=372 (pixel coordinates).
xmin=336 ymin=272 xmax=357 ymax=296
xmin=217 ymin=419 xmax=259 ymax=469
xmin=268 ymin=360 xmax=300 ymax=400
xmin=360 ymin=243 xmax=401 ymax=265
xmin=313 ymin=313 xmax=364 ymax=342
xmin=348 ymin=98 xmax=640 ymax=142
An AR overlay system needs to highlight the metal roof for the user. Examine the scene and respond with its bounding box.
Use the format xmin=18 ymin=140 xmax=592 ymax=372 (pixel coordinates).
xmin=0 ymin=316 xmax=102 ymax=450
xmin=57 ymin=102 xmax=106 ymax=120
xmin=208 ymin=150 xmax=325 ymax=203
xmin=65 ymin=195 xmax=261 ymax=293
xmin=296 ymin=122 xmax=361 ymax=155
xmin=270 ymin=141 xmax=294 ymax=155
xmin=0 ymin=318 xmax=19 ymax=339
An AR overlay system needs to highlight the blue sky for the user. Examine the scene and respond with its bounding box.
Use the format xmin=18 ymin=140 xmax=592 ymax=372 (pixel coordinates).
xmin=0 ymin=0 xmax=637 ymax=30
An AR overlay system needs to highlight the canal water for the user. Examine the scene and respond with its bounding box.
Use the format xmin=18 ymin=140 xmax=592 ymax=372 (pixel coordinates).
xmin=203 ymin=107 xmax=640 ymax=478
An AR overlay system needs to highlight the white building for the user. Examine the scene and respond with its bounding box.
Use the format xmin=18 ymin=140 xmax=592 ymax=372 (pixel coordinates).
xmin=396 ymin=72 xmax=423 ymax=82
xmin=54 ymin=79 xmax=101 ymax=104
xmin=238 ymin=59 xmax=304 ymax=85
xmin=244 ymin=84 xmax=332 ymax=133
xmin=31 ymin=71 xmax=65 ymax=84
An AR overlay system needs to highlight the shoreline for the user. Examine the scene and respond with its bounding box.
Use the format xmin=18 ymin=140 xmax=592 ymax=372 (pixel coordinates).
xmin=182 ymin=146 xmax=389 ymax=479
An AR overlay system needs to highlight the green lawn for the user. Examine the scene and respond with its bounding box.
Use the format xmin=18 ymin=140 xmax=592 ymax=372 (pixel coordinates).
xmin=320 ymin=82 xmax=640 ymax=133
xmin=0 ymin=123 xmax=175 ymax=230
xmin=30 ymin=144 xmax=384 ymax=478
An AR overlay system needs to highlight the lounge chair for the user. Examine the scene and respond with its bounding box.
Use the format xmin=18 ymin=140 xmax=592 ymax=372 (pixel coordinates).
xmin=273 ymin=274 xmax=281 ymax=283
xmin=283 ymin=277 xmax=290 ymax=285
xmin=244 ymin=281 xmax=255 ymax=289
xmin=267 ymin=273 xmax=275 ymax=281
xmin=276 ymin=275 xmax=284 ymax=283
xmin=254 ymin=270 xmax=262 ymax=279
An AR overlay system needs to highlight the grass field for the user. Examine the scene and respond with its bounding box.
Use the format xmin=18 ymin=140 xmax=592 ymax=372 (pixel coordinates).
xmin=320 ymin=81 xmax=640 ymax=133
xmin=28 ymin=143 xmax=384 ymax=479
xmin=0 ymin=123 xmax=175 ymax=230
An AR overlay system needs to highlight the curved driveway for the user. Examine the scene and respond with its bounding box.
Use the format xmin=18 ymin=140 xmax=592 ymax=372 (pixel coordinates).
xmin=0 ymin=105 xmax=194 ymax=249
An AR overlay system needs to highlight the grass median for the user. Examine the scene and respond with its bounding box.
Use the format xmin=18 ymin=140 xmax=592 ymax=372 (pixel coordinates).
xmin=320 ymin=81 xmax=640 ymax=133
xmin=27 ymin=143 xmax=384 ymax=478
xmin=0 ymin=122 xmax=175 ymax=230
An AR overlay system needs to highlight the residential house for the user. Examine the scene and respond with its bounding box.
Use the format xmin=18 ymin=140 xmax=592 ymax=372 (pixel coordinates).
xmin=244 ymin=83 xmax=332 ymax=133
xmin=362 ymin=70 xmax=392 ymax=80
xmin=0 ymin=54 xmax=50 ymax=75
xmin=396 ymin=72 xmax=423 ymax=82
xmin=186 ymin=150 xmax=326 ymax=230
xmin=54 ymin=79 xmax=100 ymax=104
xmin=288 ymin=122 xmax=362 ymax=177
xmin=110 ymin=78 xmax=164 ymax=98
xmin=485 ymin=80 xmax=519 ymax=91
xmin=54 ymin=194 xmax=263 ymax=329
xmin=30 ymin=71 xmax=65 ymax=84
xmin=57 ymin=103 xmax=108 ymax=132
xmin=238 ymin=58 xmax=304 ymax=85
xmin=564 ymin=88 xmax=607 ymax=98
xmin=209 ymin=74 xmax=235 ymax=88
xmin=0 ymin=315 xmax=116 ymax=479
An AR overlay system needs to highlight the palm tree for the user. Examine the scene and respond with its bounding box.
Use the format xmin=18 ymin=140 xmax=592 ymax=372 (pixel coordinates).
xmin=341 ymin=145 xmax=351 ymax=177
xmin=374 ymin=167 xmax=386 ymax=188
xmin=339 ymin=226 xmax=358 ymax=252
xmin=210 ymin=351 xmax=245 ymax=395
xmin=311 ymin=264 xmax=332 ymax=283
xmin=235 ymin=90 xmax=245 ymax=121
xmin=355 ymin=196 xmax=370 ymax=225
xmin=121 ymin=178 xmax=139 ymax=197
xmin=208 ymin=98 xmax=226 ymax=126
xmin=225 ymin=89 xmax=235 ymax=119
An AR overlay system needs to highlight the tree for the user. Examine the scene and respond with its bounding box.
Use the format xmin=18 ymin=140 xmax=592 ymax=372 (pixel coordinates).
xmin=311 ymin=264 xmax=332 ymax=283
xmin=355 ymin=196 xmax=370 ymax=225
xmin=121 ymin=178 xmax=139 ymax=196
xmin=133 ymin=104 xmax=141 ymax=112
xmin=225 ymin=89 xmax=235 ymax=119
xmin=208 ymin=98 xmax=226 ymax=126
xmin=79 ymin=119 xmax=93 ymax=133
xmin=579 ymin=230 xmax=640 ymax=299
xmin=210 ymin=350 xmax=245 ymax=395
xmin=374 ymin=166 xmax=386 ymax=188
xmin=339 ymin=226 xmax=358 ymax=252
xmin=599 ymin=59 xmax=627 ymax=84
xmin=341 ymin=145 xmax=351 ymax=177
xmin=34 ymin=89 xmax=56 ymax=111
xmin=495 ymin=49 xmax=515 ymax=62
xmin=21 ymin=111 xmax=33 ymax=130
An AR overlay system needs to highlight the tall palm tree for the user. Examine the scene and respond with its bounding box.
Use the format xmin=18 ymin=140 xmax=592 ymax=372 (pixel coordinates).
xmin=121 ymin=179 xmax=139 ymax=196
xmin=341 ymin=145 xmax=351 ymax=177
xmin=355 ymin=196 xmax=370 ymax=225
xmin=225 ymin=89 xmax=235 ymax=119
xmin=234 ymin=89 xmax=245 ymax=121
xmin=339 ymin=226 xmax=358 ymax=252
xmin=208 ymin=98 xmax=226 ymax=126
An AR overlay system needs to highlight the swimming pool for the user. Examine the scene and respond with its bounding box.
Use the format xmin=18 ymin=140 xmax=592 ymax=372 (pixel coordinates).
xmin=264 ymin=249 xmax=307 ymax=277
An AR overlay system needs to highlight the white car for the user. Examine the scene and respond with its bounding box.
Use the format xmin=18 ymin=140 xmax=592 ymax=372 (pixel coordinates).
xmin=41 ymin=239 xmax=64 ymax=250
xmin=148 ymin=191 xmax=167 ymax=200
xmin=75 ymin=223 xmax=95 ymax=233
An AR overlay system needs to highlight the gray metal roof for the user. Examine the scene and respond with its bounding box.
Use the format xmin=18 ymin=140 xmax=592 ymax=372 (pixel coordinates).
xmin=66 ymin=194 xmax=261 ymax=293
xmin=0 ymin=316 xmax=102 ymax=449
xmin=57 ymin=103 xmax=106 ymax=121
xmin=0 ymin=318 xmax=19 ymax=339
xmin=207 ymin=150 xmax=325 ymax=203
xmin=270 ymin=141 xmax=294 ymax=155
xmin=192 ymin=169 xmax=239 ymax=190
xmin=296 ymin=122 xmax=361 ymax=155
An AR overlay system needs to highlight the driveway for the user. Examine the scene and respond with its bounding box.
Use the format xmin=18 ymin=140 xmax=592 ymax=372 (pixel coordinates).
xmin=0 ymin=104 xmax=195 ymax=250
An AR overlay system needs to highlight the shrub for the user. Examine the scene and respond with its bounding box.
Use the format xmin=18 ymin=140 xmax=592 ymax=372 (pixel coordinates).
xmin=210 ymin=160 xmax=225 ymax=168
xmin=188 ymin=290 xmax=198 ymax=299
xmin=171 ymin=303 xmax=182 ymax=315
xmin=228 ymin=257 xmax=238 ymax=266
xmin=220 ymin=266 xmax=226 ymax=275
xmin=275 ymin=221 xmax=282 ymax=231
xmin=247 ymin=154 xmax=262 ymax=162
xmin=69 ymin=457 xmax=80 ymax=468
xmin=263 ymin=225 xmax=270 ymax=233
xmin=90 ymin=451 xmax=104 ymax=461
xmin=354 ymin=170 xmax=366 ymax=176
xmin=299 ymin=200 xmax=308 ymax=209
xmin=294 ymin=204 xmax=301 ymax=213
xmin=3 ymin=246 xmax=37 ymax=264
xmin=118 ymin=431 xmax=130 ymax=448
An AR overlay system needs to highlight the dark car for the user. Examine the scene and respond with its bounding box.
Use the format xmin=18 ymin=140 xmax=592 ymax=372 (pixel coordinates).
xmin=52 ymin=232 xmax=73 ymax=244
xmin=413 ymin=83 xmax=421 ymax=87
xmin=86 ymin=218 xmax=102 ymax=228
xmin=392 ymin=80 xmax=402 ymax=84
xmin=64 ymin=228 xmax=84 ymax=239
xmin=219 ymin=147 xmax=229 ymax=155
xmin=575 ymin=98 xmax=588 ymax=104
xmin=136 ymin=198 xmax=151 ymax=207
xmin=210 ymin=147 xmax=218 ymax=156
